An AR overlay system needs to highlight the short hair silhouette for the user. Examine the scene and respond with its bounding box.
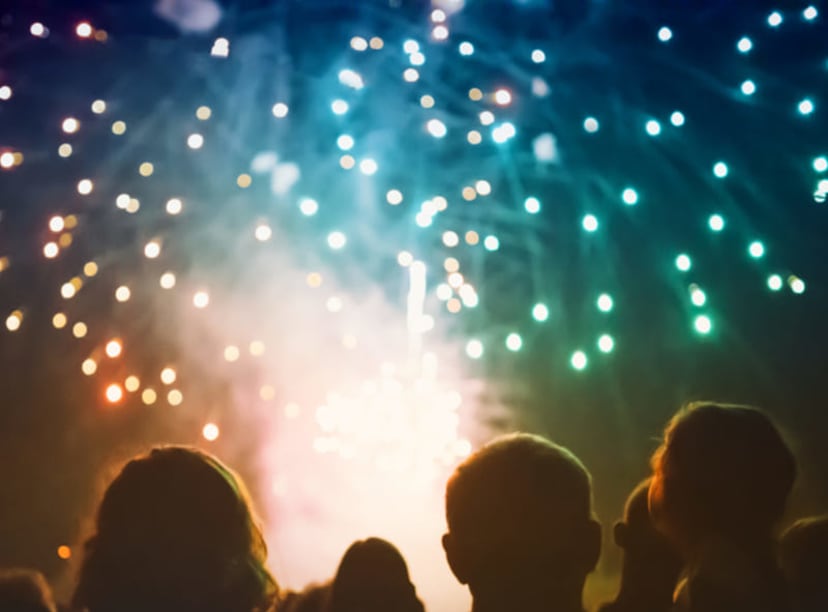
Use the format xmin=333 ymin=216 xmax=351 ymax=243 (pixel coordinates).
xmin=329 ymin=537 xmax=423 ymax=612
xmin=779 ymin=515 xmax=828 ymax=612
xmin=443 ymin=432 xmax=600 ymax=611
xmin=72 ymin=446 xmax=278 ymax=612
xmin=649 ymin=402 xmax=795 ymax=549
xmin=0 ymin=569 xmax=56 ymax=612
xmin=649 ymin=402 xmax=795 ymax=612
xmin=599 ymin=478 xmax=681 ymax=612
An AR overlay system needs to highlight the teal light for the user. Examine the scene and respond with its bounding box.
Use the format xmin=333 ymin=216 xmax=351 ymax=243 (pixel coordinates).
xmin=532 ymin=303 xmax=549 ymax=322
xmin=570 ymin=350 xmax=588 ymax=371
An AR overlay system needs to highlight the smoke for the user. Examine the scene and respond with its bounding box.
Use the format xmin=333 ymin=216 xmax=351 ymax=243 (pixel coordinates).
xmin=168 ymin=222 xmax=494 ymax=610
xmin=154 ymin=0 xmax=223 ymax=33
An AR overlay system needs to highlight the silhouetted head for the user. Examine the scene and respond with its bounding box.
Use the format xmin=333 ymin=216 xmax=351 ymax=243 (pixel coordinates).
xmin=779 ymin=515 xmax=828 ymax=611
xmin=608 ymin=479 xmax=681 ymax=610
xmin=329 ymin=537 xmax=423 ymax=612
xmin=73 ymin=446 xmax=278 ymax=612
xmin=0 ymin=569 xmax=56 ymax=612
xmin=443 ymin=433 xmax=601 ymax=608
xmin=649 ymin=403 xmax=795 ymax=557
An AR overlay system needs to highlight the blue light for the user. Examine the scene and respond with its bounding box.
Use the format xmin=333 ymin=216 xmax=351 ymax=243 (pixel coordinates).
xmin=458 ymin=41 xmax=474 ymax=56
xmin=331 ymin=99 xmax=349 ymax=115
xmin=645 ymin=119 xmax=662 ymax=136
xmin=336 ymin=134 xmax=354 ymax=151
xmin=524 ymin=197 xmax=541 ymax=214
xmin=713 ymin=162 xmax=729 ymax=178
xmin=798 ymin=98 xmax=814 ymax=115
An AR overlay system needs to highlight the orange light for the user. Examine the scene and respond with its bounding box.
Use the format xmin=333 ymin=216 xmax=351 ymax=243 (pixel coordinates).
xmin=202 ymin=423 xmax=220 ymax=441
xmin=57 ymin=545 xmax=72 ymax=560
xmin=105 ymin=339 xmax=122 ymax=358
xmin=105 ymin=383 xmax=123 ymax=403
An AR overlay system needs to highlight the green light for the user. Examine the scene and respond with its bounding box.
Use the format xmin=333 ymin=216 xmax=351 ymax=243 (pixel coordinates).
xmin=708 ymin=214 xmax=725 ymax=232
xmin=532 ymin=303 xmax=549 ymax=322
xmin=597 ymin=334 xmax=614 ymax=353
xmin=789 ymin=276 xmax=806 ymax=294
xmin=694 ymin=315 xmax=713 ymax=335
xmin=676 ymin=254 xmax=692 ymax=272
xmin=582 ymin=214 xmax=598 ymax=232
xmin=813 ymin=156 xmax=827 ymax=173
xmin=596 ymin=293 xmax=614 ymax=312
xmin=748 ymin=241 xmax=765 ymax=259
xmin=622 ymin=188 xmax=638 ymax=205
xmin=767 ymin=274 xmax=783 ymax=291
xmin=713 ymin=162 xmax=728 ymax=178
xmin=570 ymin=350 xmax=588 ymax=371
xmin=689 ymin=284 xmax=706 ymax=306
xmin=505 ymin=333 xmax=523 ymax=352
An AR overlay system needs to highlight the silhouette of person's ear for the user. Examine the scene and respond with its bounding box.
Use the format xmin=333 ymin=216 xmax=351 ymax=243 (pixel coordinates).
xmin=442 ymin=532 xmax=471 ymax=585
xmin=613 ymin=520 xmax=628 ymax=549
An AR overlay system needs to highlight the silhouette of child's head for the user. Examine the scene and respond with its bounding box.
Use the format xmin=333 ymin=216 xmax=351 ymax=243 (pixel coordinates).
xmin=606 ymin=479 xmax=681 ymax=611
xmin=73 ymin=446 xmax=278 ymax=612
xmin=0 ymin=569 xmax=56 ymax=612
xmin=779 ymin=515 xmax=828 ymax=611
xmin=614 ymin=479 xmax=680 ymax=569
xmin=649 ymin=402 xmax=795 ymax=555
xmin=330 ymin=537 xmax=423 ymax=612
xmin=443 ymin=433 xmax=600 ymax=600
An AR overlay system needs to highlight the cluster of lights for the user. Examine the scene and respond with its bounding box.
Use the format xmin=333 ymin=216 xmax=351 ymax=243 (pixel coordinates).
xmin=0 ymin=2 xmax=820 ymax=464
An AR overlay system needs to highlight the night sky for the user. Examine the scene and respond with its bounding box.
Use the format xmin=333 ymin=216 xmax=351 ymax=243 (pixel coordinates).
xmin=1 ymin=0 xmax=827 ymax=608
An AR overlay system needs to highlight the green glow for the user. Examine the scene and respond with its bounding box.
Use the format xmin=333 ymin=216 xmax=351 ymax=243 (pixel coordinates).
xmin=748 ymin=241 xmax=765 ymax=258
xmin=767 ymin=274 xmax=783 ymax=291
xmin=570 ymin=350 xmax=588 ymax=371
xmin=505 ymin=333 xmax=523 ymax=352
xmin=694 ymin=314 xmax=713 ymax=335
xmin=532 ymin=303 xmax=549 ymax=322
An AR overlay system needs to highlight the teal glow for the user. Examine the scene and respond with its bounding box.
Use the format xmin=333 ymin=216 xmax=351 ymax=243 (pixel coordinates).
xmin=622 ymin=188 xmax=638 ymax=205
xmin=532 ymin=303 xmax=549 ymax=322
xmin=767 ymin=274 xmax=783 ymax=291
xmin=570 ymin=350 xmax=588 ymax=371
xmin=676 ymin=254 xmax=692 ymax=272
xmin=505 ymin=333 xmax=523 ymax=352
xmin=694 ymin=315 xmax=713 ymax=335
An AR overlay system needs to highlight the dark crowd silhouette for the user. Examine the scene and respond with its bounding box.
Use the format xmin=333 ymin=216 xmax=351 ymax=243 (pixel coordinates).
xmin=3 ymin=402 xmax=827 ymax=612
